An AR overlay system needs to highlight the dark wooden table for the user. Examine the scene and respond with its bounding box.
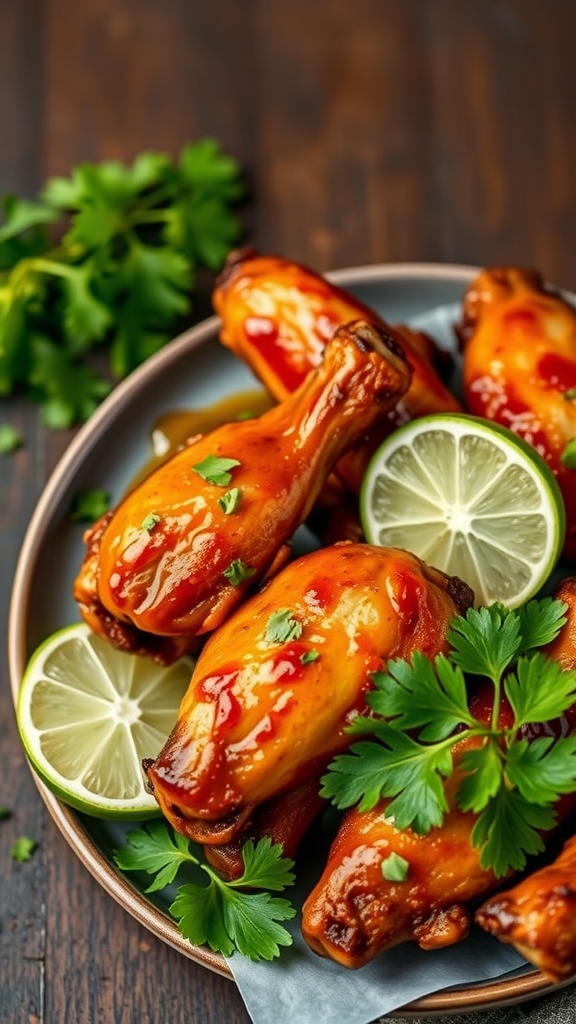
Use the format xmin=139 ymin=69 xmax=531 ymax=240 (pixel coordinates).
xmin=2 ymin=3 xmax=576 ymax=1022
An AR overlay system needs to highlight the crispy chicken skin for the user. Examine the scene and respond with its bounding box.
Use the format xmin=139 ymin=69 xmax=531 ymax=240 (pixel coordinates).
xmin=475 ymin=577 xmax=576 ymax=981
xmin=460 ymin=267 xmax=576 ymax=559
xmin=213 ymin=249 xmax=460 ymax=490
xmin=145 ymin=544 xmax=473 ymax=844
xmin=203 ymin=779 xmax=326 ymax=880
xmin=301 ymin=577 xmax=576 ymax=970
xmin=73 ymin=319 xmax=410 ymax=662
xmin=476 ymin=834 xmax=576 ymax=982
xmin=302 ymin=769 xmax=495 ymax=968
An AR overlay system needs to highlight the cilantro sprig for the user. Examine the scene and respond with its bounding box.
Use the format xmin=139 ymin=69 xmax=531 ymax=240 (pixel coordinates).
xmin=113 ymin=821 xmax=296 ymax=961
xmin=321 ymin=598 xmax=576 ymax=877
xmin=0 ymin=140 xmax=245 ymax=427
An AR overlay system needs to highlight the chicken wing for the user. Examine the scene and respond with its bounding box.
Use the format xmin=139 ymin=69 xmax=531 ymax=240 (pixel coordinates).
xmin=73 ymin=319 xmax=410 ymax=662
xmin=145 ymin=543 xmax=473 ymax=844
xmin=475 ymin=834 xmax=576 ymax=982
xmin=460 ymin=267 xmax=576 ymax=559
xmin=301 ymin=576 xmax=576 ymax=969
xmin=213 ymin=249 xmax=461 ymax=491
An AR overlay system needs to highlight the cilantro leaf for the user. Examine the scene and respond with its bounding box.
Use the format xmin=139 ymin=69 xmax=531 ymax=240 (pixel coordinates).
xmin=113 ymin=821 xmax=193 ymax=892
xmin=265 ymin=609 xmax=303 ymax=644
xmin=505 ymin=655 xmax=576 ymax=726
xmin=11 ymin=836 xmax=37 ymax=862
xmin=171 ymin=884 xmax=295 ymax=961
xmin=457 ymin=740 xmax=503 ymax=813
xmin=381 ymin=852 xmax=410 ymax=882
xmin=192 ymin=455 xmax=241 ymax=486
xmin=300 ymin=650 xmax=320 ymax=664
xmin=0 ymin=423 xmax=22 ymax=453
xmin=505 ymin=735 xmax=576 ymax=803
xmin=0 ymin=141 xmax=246 ymax=427
xmin=29 ymin=335 xmax=111 ymax=428
xmin=218 ymin=487 xmax=243 ymax=514
xmin=223 ymin=560 xmax=256 ymax=586
xmin=448 ymin=605 xmax=521 ymax=680
xmin=70 ymin=488 xmax=111 ymax=523
xmin=114 ymin=824 xmax=296 ymax=961
xmin=515 ymin=598 xmax=568 ymax=653
xmin=320 ymin=722 xmax=452 ymax=831
xmin=471 ymin=786 xmax=556 ymax=876
xmin=142 ymin=512 xmax=161 ymax=532
xmin=370 ymin=652 xmax=474 ymax=741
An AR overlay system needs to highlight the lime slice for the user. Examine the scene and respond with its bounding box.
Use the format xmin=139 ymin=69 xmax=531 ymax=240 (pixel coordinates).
xmin=17 ymin=623 xmax=192 ymax=818
xmin=360 ymin=413 xmax=566 ymax=607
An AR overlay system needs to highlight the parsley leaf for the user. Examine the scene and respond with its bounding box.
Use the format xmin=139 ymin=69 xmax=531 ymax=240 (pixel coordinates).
xmin=113 ymin=823 xmax=296 ymax=961
xmin=193 ymin=455 xmax=241 ymax=486
xmin=265 ymin=609 xmax=303 ymax=644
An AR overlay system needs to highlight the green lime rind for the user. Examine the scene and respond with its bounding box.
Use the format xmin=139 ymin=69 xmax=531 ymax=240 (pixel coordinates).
xmin=360 ymin=413 xmax=566 ymax=608
xmin=16 ymin=622 xmax=193 ymax=819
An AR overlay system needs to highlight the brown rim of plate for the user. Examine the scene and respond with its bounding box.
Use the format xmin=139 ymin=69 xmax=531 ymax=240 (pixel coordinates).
xmin=7 ymin=262 xmax=568 ymax=1015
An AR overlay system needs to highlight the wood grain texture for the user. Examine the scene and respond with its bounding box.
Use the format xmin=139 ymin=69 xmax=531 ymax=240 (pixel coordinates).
xmin=1 ymin=2 xmax=576 ymax=1022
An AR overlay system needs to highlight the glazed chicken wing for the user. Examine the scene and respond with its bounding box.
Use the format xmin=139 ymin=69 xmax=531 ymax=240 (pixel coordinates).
xmin=476 ymin=834 xmax=576 ymax=982
xmin=460 ymin=267 xmax=576 ymax=559
xmin=301 ymin=577 xmax=576 ymax=969
xmin=213 ymin=249 xmax=461 ymax=491
xmin=145 ymin=544 xmax=473 ymax=844
xmin=74 ymin=319 xmax=410 ymax=662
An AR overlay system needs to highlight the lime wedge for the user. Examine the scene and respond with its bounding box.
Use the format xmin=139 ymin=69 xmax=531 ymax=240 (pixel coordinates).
xmin=17 ymin=623 xmax=192 ymax=818
xmin=360 ymin=413 xmax=566 ymax=607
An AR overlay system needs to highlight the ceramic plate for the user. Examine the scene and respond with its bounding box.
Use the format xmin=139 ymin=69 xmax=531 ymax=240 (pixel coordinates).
xmin=8 ymin=263 xmax=570 ymax=1016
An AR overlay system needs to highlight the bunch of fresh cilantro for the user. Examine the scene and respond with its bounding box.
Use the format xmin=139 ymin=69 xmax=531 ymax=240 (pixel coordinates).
xmin=0 ymin=139 xmax=245 ymax=430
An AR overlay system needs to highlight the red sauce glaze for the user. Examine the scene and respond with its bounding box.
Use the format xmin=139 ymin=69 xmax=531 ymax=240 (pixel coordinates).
xmin=537 ymin=352 xmax=576 ymax=390
xmin=243 ymin=316 xmax=310 ymax=392
xmin=199 ymin=666 xmax=242 ymax=734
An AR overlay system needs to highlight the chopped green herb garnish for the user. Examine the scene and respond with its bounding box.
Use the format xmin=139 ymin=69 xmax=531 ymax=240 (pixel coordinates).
xmin=0 ymin=806 xmax=11 ymax=820
xmin=321 ymin=598 xmax=576 ymax=877
xmin=113 ymin=821 xmax=296 ymax=961
xmin=381 ymin=852 xmax=410 ymax=882
xmin=218 ymin=487 xmax=243 ymax=514
xmin=142 ymin=512 xmax=161 ymax=532
xmin=70 ymin=488 xmax=111 ymax=523
xmin=265 ymin=609 xmax=303 ymax=644
xmin=223 ymin=559 xmax=256 ymax=586
xmin=193 ymin=454 xmax=241 ymax=486
xmin=0 ymin=140 xmax=245 ymax=427
xmin=236 ymin=409 xmax=255 ymax=421
xmin=0 ymin=423 xmax=22 ymax=453
xmin=563 ymin=389 xmax=576 ymax=400
xmin=11 ymin=836 xmax=37 ymax=862
xmin=300 ymin=650 xmax=320 ymax=664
